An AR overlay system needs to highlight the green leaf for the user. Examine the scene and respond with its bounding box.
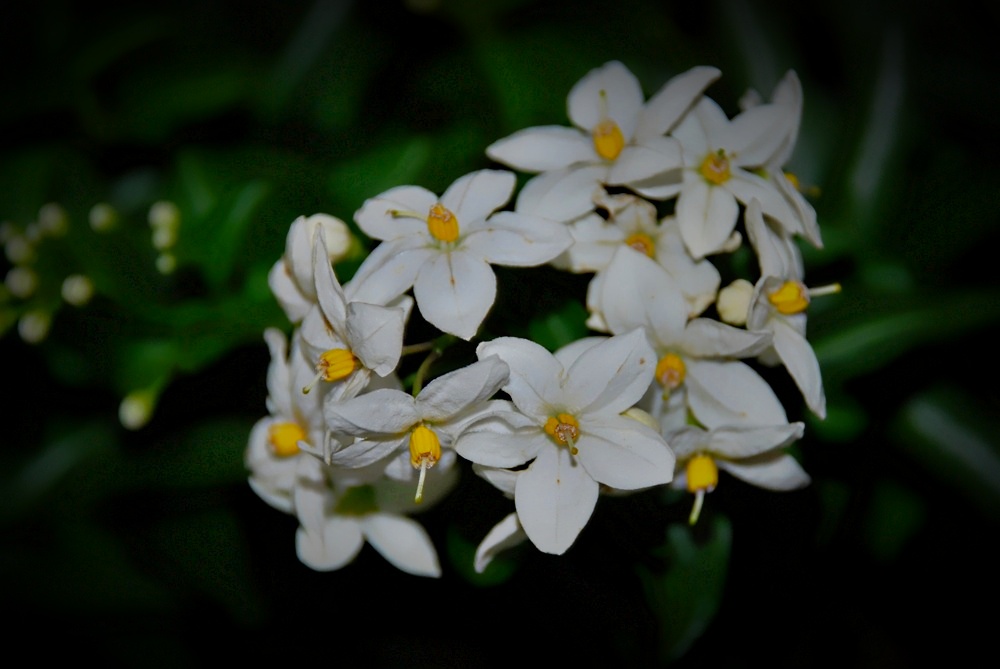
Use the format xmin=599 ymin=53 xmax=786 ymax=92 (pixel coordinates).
xmin=129 ymin=417 xmax=254 ymax=489
xmin=639 ymin=515 xmax=732 ymax=664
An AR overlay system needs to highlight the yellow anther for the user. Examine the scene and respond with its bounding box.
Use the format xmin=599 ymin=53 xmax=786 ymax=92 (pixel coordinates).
xmin=268 ymin=421 xmax=305 ymax=457
xmin=624 ymin=232 xmax=655 ymax=258
xmin=655 ymin=353 xmax=686 ymax=390
xmin=303 ymin=348 xmax=358 ymax=394
xmin=409 ymin=424 xmax=442 ymax=503
xmin=427 ymin=203 xmax=459 ymax=243
xmin=784 ymin=171 xmax=801 ymax=191
xmin=699 ymin=149 xmax=731 ymax=185
xmin=767 ymin=280 xmax=810 ymax=315
xmin=592 ymin=118 xmax=625 ymax=161
xmin=544 ymin=413 xmax=580 ymax=454
xmin=686 ymin=454 xmax=718 ymax=493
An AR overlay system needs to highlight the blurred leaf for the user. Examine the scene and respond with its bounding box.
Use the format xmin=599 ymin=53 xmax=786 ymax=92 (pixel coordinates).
xmin=863 ymin=479 xmax=925 ymax=563
xmin=891 ymin=384 xmax=1000 ymax=518
xmin=445 ymin=524 xmax=519 ymax=587
xmin=328 ymin=133 xmax=432 ymax=218
xmin=528 ymin=298 xmax=589 ymax=352
xmin=130 ymin=418 xmax=253 ymax=489
xmin=639 ymin=515 xmax=732 ymax=664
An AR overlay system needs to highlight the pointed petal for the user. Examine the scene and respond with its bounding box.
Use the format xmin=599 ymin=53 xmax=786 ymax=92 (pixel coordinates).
xmin=565 ymin=328 xmax=656 ymax=415
xmin=515 ymin=445 xmax=599 ymax=555
xmin=607 ymin=136 xmax=684 ymax=185
xmin=416 ymin=356 xmax=510 ymax=421
xmin=578 ymin=416 xmax=675 ymax=489
xmin=472 ymin=463 xmax=520 ymax=496
xmin=486 ymin=126 xmax=595 ymax=172
xmin=457 ymin=426 xmax=547 ymax=469
xmin=464 ymin=211 xmax=571 ymax=266
xmin=744 ymin=197 xmax=799 ymax=277
xmin=728 ymin=102 xmax=796 ymax=167
xmin=263 ymin=328 xmax=293 ymax=418
xmin=726 ymin=170 xmax=798 ymax=233
xmin=685 ymin=358 xmax=788 ymax=428
xmin=345 ymin=237 xmax=433 ymax=306
xmin=296 ymin=517 xmax=364 ymax=571
xmin=719 ymin=453 xmax=810 ymax=491
xmin=354 ymin=185 xmax=437 ymax=241
xmin=362 ymin=513 xmax=441 ymax=577
xmin=771 ymin=318 xmax=827 ymax=419
xmin=709 ymin=422 xmax=805 ymax=458
xmin=324 ymin=388 xmax=419 ymax=435
xmin=516 ymin=166 xmax=607 ymax=222
xmin=327 ymin=436 xmax=405 ymax=469
xmin=676 ymin=175 xmax=739 ymax=260
xmin=477 ymin=337 xmax=564 ymax=420
xmin=635 ymin=65 xmax=722 ymax=140
xmin=596 ymin=246 xmax=687 ymax=342
xmin=442 ymin=169 xmax=515 ymax=225
xmin=313 ymin=230 xmax=347 ymax=330
xmin=474 ymin=512 xmax=527 ymax=573
xmin=678 ymin=317 xmax=772 ymax=358
xmin=345 ymin=301 xmax=405 ymax=377
xmin=567 ymin=60 xmax=643 ymax=138
xmin=413 ymin=250 xmax=496 ymax=340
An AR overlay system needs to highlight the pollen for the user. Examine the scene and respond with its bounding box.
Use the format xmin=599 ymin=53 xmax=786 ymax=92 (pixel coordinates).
xmin=592 ymin=118 xmax=625 ymax=161
xmin=655 ymin=353 xmax=686 ymax=390
xmin=409 ymin=424 xmax=442 ymax=503
xmin=699 ymin=149 xmax=731 ymax=185
xmin=544 ymin=413 xmax=580 ymax=454
xmin=268 ymin=421 xmax=305 ymax=457
xmin=767 ymin=280 xmax=810 ymax=315
xmin=427 ymin=203 xmax=459 ymax=243
xmin=624 ymin=232 xmax=655 ymax=258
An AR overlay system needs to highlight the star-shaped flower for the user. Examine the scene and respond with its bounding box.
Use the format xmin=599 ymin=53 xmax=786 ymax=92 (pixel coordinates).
xmin=456 ymin=329 xmax=675 ymax=555
xmin=350 ymin=169 xmax=572 ymax=340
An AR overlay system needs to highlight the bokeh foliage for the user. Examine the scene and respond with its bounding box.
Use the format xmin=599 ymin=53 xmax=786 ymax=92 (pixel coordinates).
xmin=2 ymin=0 xmax=998 ymax=666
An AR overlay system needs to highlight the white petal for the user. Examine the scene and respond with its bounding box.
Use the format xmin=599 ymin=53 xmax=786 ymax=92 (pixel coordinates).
xmin=344 ymin=238 xmax=433 ymax=306
xmin=675 ymin=175 xmax=739 ymax=260
xmin=295 ymin=518 xmax=364 ymax=571
xmin=263 ymin=328 xmax=293 ymax=418
xmin=725 ymin=170 xmax=798 ymax=234
xmin=413 ymin=249 xmax=496 ymax=340
xmin=685 ymin=358 xmax=788 ymax=428
xmin=516 ymin=166 xmax=607 ymax=222
xmin=552 ymin=336 xmax=607 ymax=370
xmin=744 ymin=198 xmax=798 ymax=278
xmin=457 ymin=426 xmax=547 ymax=469
xmin=416 ymin=356 xmax=510 ymax=422
xmin=596 ymin=246 xmax=687 ymax=343
xmin=463 ymin=211 xmax=572 ymax=267
xmin=486 ymin=126 xmax=595 ymax=172
xmin=268 ymin=259 xmax=311 ymax=324
xmin=567 ymin=60 xmax=643 ymax=138
xmin=327 ymin=435 xmax=405 ymax=469
xmin=324 ymin=388 xmax=419 ymax=435
xmin=561 ymin=215 xmax=622 ymax=272
xmin=677 ymin=317 xmax=772 ymax=358
xmin=564 ymin=328 xmax=656 ymax=415
xmin=719 ymin=453 xmax=810 ymax=491
xmin=442 ymin=169 xmax=516 ymax=226
xmin=477 ymin=337 xmax=564 ymax=420
xmin=708 ymin=422 xmax=805 ymax=458
xmin=607 ymin=136 xmax=683 ymax=185
xmin=353 ymin=185 xmax=437 ymax=241
xmin=362 ymin=513 xmax=441 ymax=577
xmin=312 ymin=230 xmax=347 ymax=330
xmin=472 ymin=463 xmax=519 ymax=496
xmin=345 ymin=301 xmax=405 ymax=377
xmin=474 ymin=512 xmax=527 ymax=573
xmin=771 ymin=318 xmax=827 ymax=419
xmin=577 ymin=416 xmax=675 ymax=489
xmin=635 ymin=65 xmax=722 ymax=140
xmin=515 ymin=445 xmax=599 ymax=555
xmin=773 ymin=169 xmax=823 ymax=248
xmin=728 ymin=102 xmax=796 ymax=167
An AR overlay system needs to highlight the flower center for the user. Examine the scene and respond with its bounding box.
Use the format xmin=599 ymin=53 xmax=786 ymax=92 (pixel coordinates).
xmin=409 ymin=424 xmax=442 ymax=503
xmin=268 ymin=421 xmax=305 ymax=457
xmin=624 ymin=232 xmax=655 ymax=258
xmin=655 ymin=353 xmax=686 ymax=390
xmin=544 ymin=413 xmax=580 ymax=454
xmin=426 ymin=203 xmax=459 ymax=243
xmin=699 ymin=149 xmax=731 ymax=185
xmin=592 ymin=118 xmax=625 ymax=161
xmin=767 ymin=280 xmax=810 ymax=315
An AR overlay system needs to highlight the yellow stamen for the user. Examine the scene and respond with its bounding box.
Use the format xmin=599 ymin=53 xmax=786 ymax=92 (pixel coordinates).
xmin=544 ymin=413 xmax=580 ymax=455
xmin=426 ymin=203 xmax=459 ymax=243
xmin=592 ymin=118 xmax=625 ymax=161
xmin=767 ymin=280 xmax=810 ymax=315
xmin=268 ymin=422 xmax=305 ymax=457
xmin=699 ymin=149 xmax=731 ymax=185
xmin=302 ymin=348 xmax=358 ymax=394
xmin=783 ymin=171 xmax=801 ymax=191
xmin=655 ymin=353 xmax=686 ymax=391
xmin=686 ymin=454 xmax=718 ymax=525
xmin=409 ymin=424 xmax=442 ymax=503
xmin=624 ymin=232 xmax=655 ymax=258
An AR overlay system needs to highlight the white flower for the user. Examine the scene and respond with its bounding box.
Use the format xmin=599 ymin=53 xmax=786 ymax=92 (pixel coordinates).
xmin=268 ymin=213 xmax=352 ymax=324
xmin=487 ymin=62 xmax=719 ymax=214
xmin=350 ymin=169 xmax=572 ymax=340
xmin=323 ymin=355 xmax=511 ymax=502
xmin=293 ymin=455 xmax=455 ymax=577
xmin=667 ymin=421 xmax=809 ymax=524
xmin=456 ymin=329 xmax=675 ymax=555
xmin=587 ymin=246 xmax=782 ymax=430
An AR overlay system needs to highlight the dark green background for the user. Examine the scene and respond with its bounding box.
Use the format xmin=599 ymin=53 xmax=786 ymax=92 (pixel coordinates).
xmin=2 ymin=0 xmax=998 ymax=666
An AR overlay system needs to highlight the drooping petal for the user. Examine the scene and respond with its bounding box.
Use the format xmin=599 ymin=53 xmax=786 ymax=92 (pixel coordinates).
xmin=413 ymin=249 xmax=497 ymax=341
xmin=567 ymin=60 xmax=644 ymax=139
xmin=635 ymin=65 xmax=722 ymax=140
xmin=719 ymin=452 xmax=811 ymax=490
xmin=515 ymin=445 xmax=599 ymax=555
xmin=353 ymin=185 xmax=437 ymax=241
xmin=685 ymin=358 xmax=788 ymax=428
xmin=771 ymin=318 xmax=827 ymax=419
xmin=345 ymin=237 xmax=434 ymax=306
xmin=675 ymin=174 xmax=739 ymax=260
xmin=313 ymin=230 xmax=347 ymax=330
xmin=441 ymin=169 xmax=515 ymax=226
xmin=324 ymin=388 xmax=420 ymax=435
xmin=463 ymin=211 xmax=572 ymax=267
xmin=416 ymin=356 xmax=510 ymax=422
xmin=606 ymin=136 xmax=683 ymax=185
xmin=263 ymin=327 xmax=293 ymax=418
xmin=362 ymin=513 xmax=441 ymax=577
xmin=677 ymin=317 xmax=773 ymax=358
xmin=268 ymin=259 xmax=311 ymax=324
xmin=564 ymin=328 xmax=656 ymax=415
xmin=474 ymin=512 xmax=527 ymax=573
xmin=296 ymin=517 xmax=364 ymax=571
xmin=345 ymin=301 xmax=405 ymax=377
xmin=486 ymin=126 xmax=595 ymax=172
xmin=516 ymin=165 xmax=607 ymax=222
xmin=744 ymin=198 xmax=800 ymax=278
xmin=577 ymin=416 xmax=675 ymax=490
xmin=725 ymin=170 xmax=798 ymax=235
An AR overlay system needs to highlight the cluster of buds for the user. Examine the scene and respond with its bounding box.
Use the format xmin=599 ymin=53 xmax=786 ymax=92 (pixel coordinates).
xmin=246 ymin=61 xmax=839 ymax=576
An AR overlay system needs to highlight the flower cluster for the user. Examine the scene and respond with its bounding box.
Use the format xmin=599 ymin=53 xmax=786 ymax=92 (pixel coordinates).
xmin=246 ymin=61 xmax=838 ymax=577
